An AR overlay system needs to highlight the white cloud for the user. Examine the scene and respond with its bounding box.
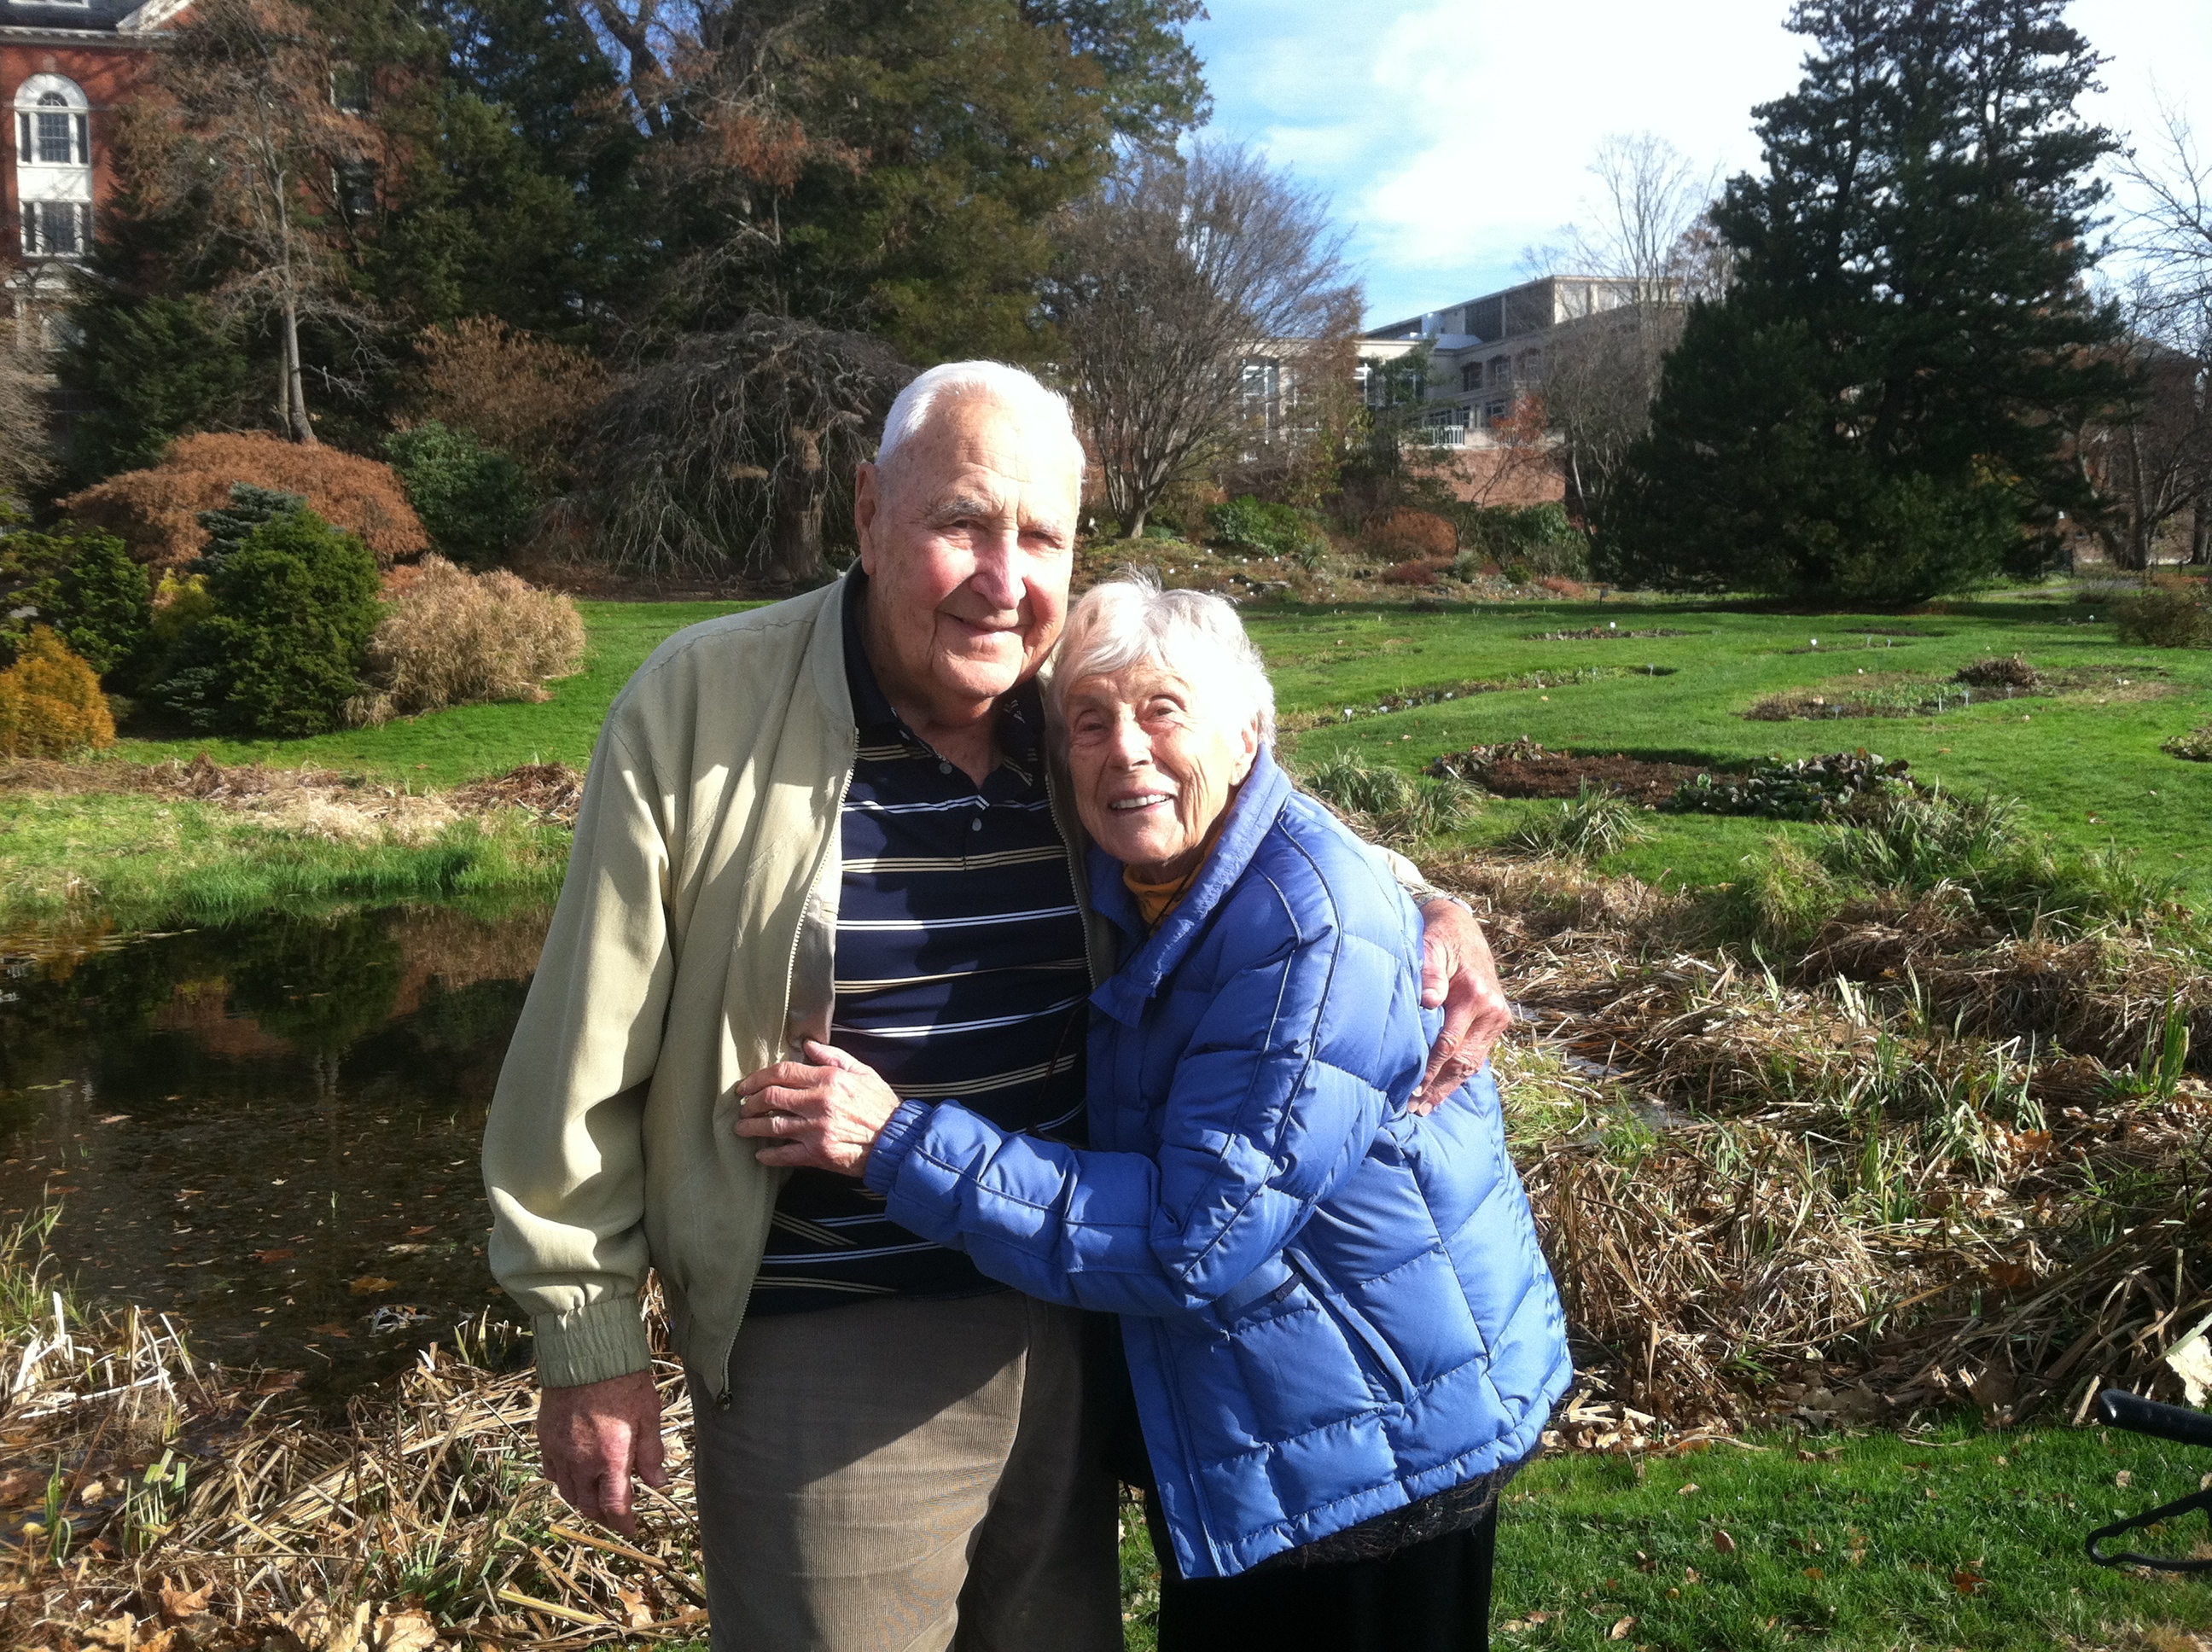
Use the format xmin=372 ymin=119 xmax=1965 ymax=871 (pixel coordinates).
xmin=1190 ymin=0 xmax=2212 ymax=326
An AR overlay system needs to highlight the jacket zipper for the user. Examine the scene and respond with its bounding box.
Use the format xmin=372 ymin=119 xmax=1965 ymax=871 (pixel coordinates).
xmin=717 ymin=729 xmax=857 ymax=1405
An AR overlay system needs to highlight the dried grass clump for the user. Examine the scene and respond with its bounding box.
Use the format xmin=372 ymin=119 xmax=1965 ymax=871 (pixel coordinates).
xmin=0 ymin=627 xmax=115 ymax=757
xmin=353 ymin=557 xmax=585 ymax=724
xmin=0 ymin=1207 xmax=710 ymax=1649
xmin=61 ymin=434 xmax=429 ymax=571
xmin=1954 ymin=653 xmax=2039 ymax=688
xmin=1363 ymin=507 xmax=1457 ymax=562
xmin=1377 ymin=559 xmax=1438 ymax=586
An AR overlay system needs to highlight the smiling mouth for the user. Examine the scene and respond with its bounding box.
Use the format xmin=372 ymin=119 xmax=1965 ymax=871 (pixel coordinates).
xmin=1109 ymin=794 xmax=1173 ymax=812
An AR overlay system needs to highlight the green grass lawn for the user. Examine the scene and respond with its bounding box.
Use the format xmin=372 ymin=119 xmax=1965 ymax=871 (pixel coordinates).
xmin=1116 ymin=1420 xmax=2212 ymax=1650
xmin=1250 ymin=593 xmax=2212 ymax=903
xmin=12 ymin=586 xmax=2210 ymax=916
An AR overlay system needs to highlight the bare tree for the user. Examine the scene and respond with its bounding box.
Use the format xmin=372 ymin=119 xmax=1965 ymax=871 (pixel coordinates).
xmin=137 ymin=0 xmax=378 ymax=443
xmin=2116 ymin=104 xmax=2212 ymax=563
xmin=561 ymin=315 xmax=912 ymax=585
xmin=1043 ymin=143 xmax=1361 ymax=537
xmin=1529 ymin=133 xmax=1715 ymax=523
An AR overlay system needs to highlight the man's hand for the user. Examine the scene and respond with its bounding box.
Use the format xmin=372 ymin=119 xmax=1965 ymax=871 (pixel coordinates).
xmin=1412 ymin=898 xmax=1511 ymax=1114
xmin=536 ymin=1369 xmax=668 ymax=1536
xmin=734 ymin=1040 xmax=905 ymax=1174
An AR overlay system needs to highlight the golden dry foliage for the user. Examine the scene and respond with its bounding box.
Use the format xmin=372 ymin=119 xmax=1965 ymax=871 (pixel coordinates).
xmin=416 ymin=317 xmax=608 ymax=478
xmin=61 ymin=433 xmax=430 ymax=571
xmin=1364 ymin=507 xmax=1458 ymax=562
xmin=354 ymin=556 xmax=585 ymax=724
xmin=0 ymin=628 xmax=115 ymax=758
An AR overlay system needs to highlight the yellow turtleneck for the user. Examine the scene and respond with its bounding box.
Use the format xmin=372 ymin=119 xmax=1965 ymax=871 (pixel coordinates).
xmin=1121 ymin=815 xmax=1229 ymax=930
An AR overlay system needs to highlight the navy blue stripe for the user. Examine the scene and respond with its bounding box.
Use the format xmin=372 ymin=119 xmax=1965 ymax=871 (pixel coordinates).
xmin=754 ymin=573 xmax=1089 ymax=1318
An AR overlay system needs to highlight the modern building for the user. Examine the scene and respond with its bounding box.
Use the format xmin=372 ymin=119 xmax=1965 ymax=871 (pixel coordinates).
xmin=1359 ymin=274 xmax=1677 ymax=445
xmin=3 ymin=0 xmax=189 ymax=354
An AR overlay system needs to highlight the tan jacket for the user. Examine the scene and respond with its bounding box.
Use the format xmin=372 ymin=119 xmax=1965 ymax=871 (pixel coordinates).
xmin=481 ymin=571 xmax=1434 ymax=1395
xmin=481 ymin=573 xmax=1115 ymax=1393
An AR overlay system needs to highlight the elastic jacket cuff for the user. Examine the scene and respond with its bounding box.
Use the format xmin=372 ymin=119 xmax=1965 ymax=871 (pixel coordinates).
xmin=863 ymin=1099 xmax=934 ymax=1195
xmin=533 ymin=1294 xmax=655 ymax=1388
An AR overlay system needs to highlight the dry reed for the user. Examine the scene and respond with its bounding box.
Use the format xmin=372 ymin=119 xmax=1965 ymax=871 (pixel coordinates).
xmin=352 ymin=561 xmax=585 ymax=726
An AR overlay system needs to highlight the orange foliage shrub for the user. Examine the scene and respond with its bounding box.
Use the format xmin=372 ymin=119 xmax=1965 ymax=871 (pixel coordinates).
xmin=61 ymin=433 xmax=429 ymax=572
xmin=353 ymin=556 xmax=585 ymax=724
xmin=1364 ymin=508 xmax=1458 ymax=563
xmin=416 ymin=318 xmax=608 ymax=478
xmin=1538 ymin=575 xmax=1589 ymax=599
xmin=0 ymin=627 xmax=115 ymax=756
xmin=1379 ymin=560 xmax=1438 ymax=587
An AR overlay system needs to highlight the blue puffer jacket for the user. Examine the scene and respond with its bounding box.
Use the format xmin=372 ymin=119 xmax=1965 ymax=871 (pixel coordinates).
xmin=864 ymin=747 xmax=1572 ymax=1579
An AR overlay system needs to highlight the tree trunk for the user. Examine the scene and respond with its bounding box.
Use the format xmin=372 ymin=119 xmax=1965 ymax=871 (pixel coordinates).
xmin=763 ymin=423 xmax=826 ymax=586
xmin=2191 ymin=501 xmax=2209 ymax=566
xmin=281 ymin=295 xmax=315 ymax=445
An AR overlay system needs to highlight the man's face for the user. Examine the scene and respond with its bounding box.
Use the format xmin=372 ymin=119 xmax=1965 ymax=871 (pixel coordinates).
xmin=855 ymin=394 xmax=1079 ymax=722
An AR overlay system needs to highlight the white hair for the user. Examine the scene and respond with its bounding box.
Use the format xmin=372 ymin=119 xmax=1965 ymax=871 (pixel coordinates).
xmin=876 ymin=360 xmax=1086 ymax=489
xmin=1049 ymin=571 xmax=1277 ymax=748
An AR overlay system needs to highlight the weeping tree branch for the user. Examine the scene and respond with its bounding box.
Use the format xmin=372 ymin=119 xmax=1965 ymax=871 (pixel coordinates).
xmin=560 ymin=315 xmax=913 ymax=585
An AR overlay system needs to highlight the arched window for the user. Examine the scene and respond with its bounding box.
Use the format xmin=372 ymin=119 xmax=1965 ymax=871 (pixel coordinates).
xmin=15 ymin=74 xmax=93 ymax=259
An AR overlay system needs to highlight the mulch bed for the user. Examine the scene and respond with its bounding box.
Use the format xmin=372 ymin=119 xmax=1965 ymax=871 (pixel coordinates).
xmin=1482 ymin=751 xmax=1713 ymax=806
xmin=1430 ymin=740 xmax=1718 ymax=806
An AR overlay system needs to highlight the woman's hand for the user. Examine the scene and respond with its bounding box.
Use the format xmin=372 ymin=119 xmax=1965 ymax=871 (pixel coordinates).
xmin=733 ymin=1040 xmax=905 ymax=1175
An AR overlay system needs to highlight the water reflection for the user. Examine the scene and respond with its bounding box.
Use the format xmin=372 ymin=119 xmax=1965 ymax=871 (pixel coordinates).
xmin=0 ymin=905 xmax=547 ymax=1400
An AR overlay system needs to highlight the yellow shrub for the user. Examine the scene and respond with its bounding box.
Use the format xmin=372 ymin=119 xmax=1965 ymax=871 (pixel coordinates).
xmin=0 ymin=627 xmax=116 ymax=757
xmin=353 ymin=556 xmax=585 ymax=723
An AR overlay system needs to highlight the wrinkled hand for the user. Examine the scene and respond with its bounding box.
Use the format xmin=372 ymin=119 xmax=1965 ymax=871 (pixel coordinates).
xmin=734 ymin=1039 xmax=905 ymax=1174
xmin=1412 ymin=898 xmax=1511 ymax=1114
xmin=536 ymin=1370 xmax=667 ymax=1537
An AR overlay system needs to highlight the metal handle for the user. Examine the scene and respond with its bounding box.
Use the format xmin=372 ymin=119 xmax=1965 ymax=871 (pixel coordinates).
xmin=2098 ymin=1388 xmax=2212 ymax=1451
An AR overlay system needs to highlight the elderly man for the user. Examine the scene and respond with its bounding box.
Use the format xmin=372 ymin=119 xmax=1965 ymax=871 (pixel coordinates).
xmin=481 ymin=360 xmax=1512 ymax=1652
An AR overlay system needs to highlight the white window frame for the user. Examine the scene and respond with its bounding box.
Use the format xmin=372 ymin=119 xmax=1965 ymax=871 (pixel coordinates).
xmin=14 ymin=75 xmax=94 ymax=261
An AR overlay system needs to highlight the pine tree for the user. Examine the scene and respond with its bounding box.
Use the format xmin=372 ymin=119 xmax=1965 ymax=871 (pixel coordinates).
xmin=1600 ymin=0 xmax=2130 ymax=602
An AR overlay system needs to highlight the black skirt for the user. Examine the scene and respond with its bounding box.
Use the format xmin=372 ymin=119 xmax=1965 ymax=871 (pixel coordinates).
xmin=1144 ymin=1492 xmax=1499 ymax=1652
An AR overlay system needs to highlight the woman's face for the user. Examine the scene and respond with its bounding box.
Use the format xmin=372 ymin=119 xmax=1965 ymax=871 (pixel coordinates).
xmin=1063 ymin=659 xmax=1260 ymax=883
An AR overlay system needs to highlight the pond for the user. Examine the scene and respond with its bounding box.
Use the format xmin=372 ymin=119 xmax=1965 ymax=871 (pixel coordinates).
xmin=0 ymin=904 xmax=547 ymax=1403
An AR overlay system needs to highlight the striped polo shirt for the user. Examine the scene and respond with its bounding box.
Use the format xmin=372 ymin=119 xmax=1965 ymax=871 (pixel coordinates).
xmin=748 ymin=574 xmax=1091 ymax=1316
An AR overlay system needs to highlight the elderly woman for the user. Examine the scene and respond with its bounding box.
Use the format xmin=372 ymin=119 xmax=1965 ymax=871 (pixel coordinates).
xmin=736 ymin=576 xmax=1570 ymax=1649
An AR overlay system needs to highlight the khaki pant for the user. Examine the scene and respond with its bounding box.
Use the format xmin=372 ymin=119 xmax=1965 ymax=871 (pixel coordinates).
xmin=690 ymin=1291 xmax=1123 ymax=1652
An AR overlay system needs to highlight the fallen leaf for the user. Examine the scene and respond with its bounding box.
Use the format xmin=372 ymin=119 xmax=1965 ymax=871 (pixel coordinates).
xmin=615 ymin=1586 xmax=653 ymax=1629
xmin=310 ymin=1323 xmax=352 ymax=1337
xmin=404 ymin=1225 xmax=435 ymax=1237
xmin=1677 ymin=1482 xmax=1701 ymax=1497
xmin=158 ymin=1577 xmax=215 ymax=1620
xmin=254 ymin=1248 xmax=296 ymax=1265
xmin=348 ymin=1276 xmax=400 ymax=1295
xmin=2117 ymin=1469 xmax=2133 ymax=1488
xmin=288 ymin=1598 xmax=372 ymax=1652
xmin=1610 ymin=1617 xmax=1636 ymax=1641
xmin=1803 ymin=1566 xmax=1825 ymax=1579
xmin=1713 ymin=1529 xmax=1737 ymax=1555
xmin=80 ymin=1616 xmax=139 ymax=1650
xmin=371 ymin=1608 xmax=439 ymax=1652
xmin=1952 ymin=1568 xmax=1983 ymax=1596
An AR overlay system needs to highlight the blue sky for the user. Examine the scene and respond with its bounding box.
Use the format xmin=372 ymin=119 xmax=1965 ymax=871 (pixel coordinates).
xmin=1185 ymin=0 xmax=2212 ymax=329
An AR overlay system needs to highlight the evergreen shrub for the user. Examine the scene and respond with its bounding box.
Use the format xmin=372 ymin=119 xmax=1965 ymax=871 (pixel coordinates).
xmin=1451 ymin=503 xmax=1587 ymax=581
xmin=155 ymin=508 xmax=384 ymax=736
xmin=0 ymin=528 xmax=154 ymax=680
xmin=1206 ymin=496 xmax=1327 ymax=562
xmin=0 ymin=628 xmax=115 ymax=757
xmin=385 ymin=422 xmax=537 ymax=567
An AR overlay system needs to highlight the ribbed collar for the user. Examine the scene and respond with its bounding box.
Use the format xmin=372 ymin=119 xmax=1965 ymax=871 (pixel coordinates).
xmin=1088 ymin=746 xmax=1293 ymax=1026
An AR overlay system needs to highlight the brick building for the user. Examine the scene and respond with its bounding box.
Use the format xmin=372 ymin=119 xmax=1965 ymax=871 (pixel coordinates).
xmin=3 ymin=0 xmax=189 ymax=353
